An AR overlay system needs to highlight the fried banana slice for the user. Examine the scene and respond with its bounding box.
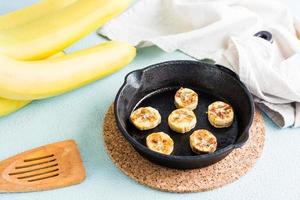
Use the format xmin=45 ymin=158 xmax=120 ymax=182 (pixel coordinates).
xmin=130 ymin=107 xmax=161 ymax=130
xmin=190 ymin=129 xmax=217 ymax=154
xmin=146 ymin=132 xmax=174 ymax=155
xmin=208 ymin=101 xmax=234 ymax=128
xmin=168 ymin=108 xmax=196 ymax=133
xmin=174 ymin=87 xmax=198 ymax=110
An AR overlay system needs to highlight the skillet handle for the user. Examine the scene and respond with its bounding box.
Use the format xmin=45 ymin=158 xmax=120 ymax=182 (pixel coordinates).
xmin=216 ymin=31 xmax=273 ymax=80
xmin=254 ymin=31 xmax=273 ymax=43
xmin=124 ymin=69 xmax=143 ymax=87
xmin=219 ymin=31 xmax=273 ymax=80
xmin=234 ymin=132 xmax=249 ymax=148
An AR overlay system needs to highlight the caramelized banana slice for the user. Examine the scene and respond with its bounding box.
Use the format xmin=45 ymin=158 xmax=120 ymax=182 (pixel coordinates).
xmin=168 ymin=108 xmax=196 ymax=133
xmin=146 ymin=132 xmax=174 ymax=155
xmin=174 ymin=87 xmax=198 ymax=110
xmin=190 ymin=129 xmax=217 ymax=154
xmin=130 ymin=107 xmax=161 ymax=130
xmin=208 ymin=101 xmax=234 ymax=128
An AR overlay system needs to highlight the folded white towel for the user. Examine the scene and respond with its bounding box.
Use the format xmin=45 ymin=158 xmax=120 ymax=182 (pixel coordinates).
xmin=99 ymin=0 xmax=300 ymax=128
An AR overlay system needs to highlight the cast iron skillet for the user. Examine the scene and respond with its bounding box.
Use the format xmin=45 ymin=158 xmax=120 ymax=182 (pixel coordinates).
xmin=114 ymin=31 xmax=271 ymax=169
xmin=114 ymin=60 xmax=254 ymax=169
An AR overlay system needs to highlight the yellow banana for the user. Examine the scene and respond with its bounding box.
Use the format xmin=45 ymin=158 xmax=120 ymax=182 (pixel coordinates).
xmin=0 ymin=51 xmax=66 ymax=117
xmin=0 ymin=0 xmax=78 ymax=30
xmin=0 ymin=41 xmax=136 ymax=100
xmin=0 ymin=0 xmax=133 ymax=115
xmin=0 ymin=98 xmax=31 ymax=117
xmin=0 ymin=0 xmax=79 ymax=117
xmin=0 ymin=0 xmax=132 ymax=60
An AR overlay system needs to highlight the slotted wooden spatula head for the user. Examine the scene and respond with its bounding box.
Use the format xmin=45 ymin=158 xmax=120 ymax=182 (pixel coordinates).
xmin=0 ymin=140 xmax=85 ymax=192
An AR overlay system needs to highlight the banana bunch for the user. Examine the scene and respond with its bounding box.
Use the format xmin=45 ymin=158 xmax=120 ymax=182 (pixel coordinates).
xmin=0 ymin=0 xmax=135 ymax=117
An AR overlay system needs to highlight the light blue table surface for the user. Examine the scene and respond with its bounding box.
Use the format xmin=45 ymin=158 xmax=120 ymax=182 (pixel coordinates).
xmin=1 ymin=1 xmax=300 ymax=200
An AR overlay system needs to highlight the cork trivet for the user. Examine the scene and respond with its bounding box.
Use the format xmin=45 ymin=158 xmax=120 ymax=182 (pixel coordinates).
xmin=103 ymin=105 xmax=265 ymax=193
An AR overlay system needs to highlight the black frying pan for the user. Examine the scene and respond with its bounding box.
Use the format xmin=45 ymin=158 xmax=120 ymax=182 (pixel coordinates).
xmin=114 ymin=60 xmax=254 ymax=169
xmin=114 ymin=31 xmax=271 ymax=169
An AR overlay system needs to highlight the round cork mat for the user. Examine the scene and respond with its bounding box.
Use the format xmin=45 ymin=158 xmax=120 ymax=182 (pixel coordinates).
xmin=103 ymin=105 xmax=265 ymax=193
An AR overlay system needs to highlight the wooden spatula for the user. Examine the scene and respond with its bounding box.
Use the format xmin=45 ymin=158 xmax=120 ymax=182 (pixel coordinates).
xmin=0 ymin=140 xmax=86 ymax=192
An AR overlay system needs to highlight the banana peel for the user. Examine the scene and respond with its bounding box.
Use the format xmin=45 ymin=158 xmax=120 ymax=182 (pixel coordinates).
xmin=0 ymin=0 xmax=132 ymax=60
xmin=0 ymin=41 xmax=136 ymax=100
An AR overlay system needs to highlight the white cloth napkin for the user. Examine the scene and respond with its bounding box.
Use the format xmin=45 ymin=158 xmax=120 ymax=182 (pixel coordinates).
xmin=98 ymin=0 xmax=300 ymax=128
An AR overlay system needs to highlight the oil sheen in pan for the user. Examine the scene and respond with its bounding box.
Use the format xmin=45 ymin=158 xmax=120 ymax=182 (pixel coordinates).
xmin=127 ymin=86 xmax=239 ymax=156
